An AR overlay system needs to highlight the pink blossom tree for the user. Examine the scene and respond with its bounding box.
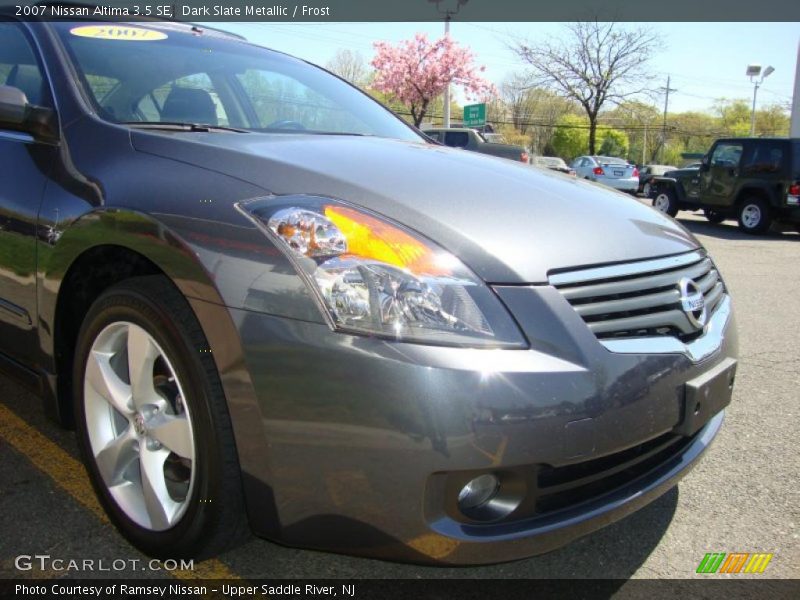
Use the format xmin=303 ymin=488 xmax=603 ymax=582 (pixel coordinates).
xmin=371 ymin=33 xmax=497 ymax=127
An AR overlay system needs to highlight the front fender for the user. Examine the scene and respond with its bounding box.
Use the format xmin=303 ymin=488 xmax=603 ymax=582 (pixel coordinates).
xmin=36 ymin=209 xmax=287 ymax=525
xmin=650 ymin=176 xmax=686 ymax=202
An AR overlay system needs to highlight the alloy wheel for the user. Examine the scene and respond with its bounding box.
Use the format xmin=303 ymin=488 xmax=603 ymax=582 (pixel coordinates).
xmin=83 ymin=322 xmax=196 ymax=531
xmin=653 ymin=193 xmax=671 ymax=213
xmin=741 ymin=204 xmax=762 ymax=229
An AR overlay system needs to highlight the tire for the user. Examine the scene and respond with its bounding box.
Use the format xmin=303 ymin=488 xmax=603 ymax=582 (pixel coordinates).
xmin=652 ymin=189 xmax=678 ymax=217
xmin=704 ymin=209 xmax=726 ymax=224
xmin=73 ymin=275 xmax=249 ymax=559
xmin=737 ymin=197 xmax=772 ymax=234
xmin=642 ymin=182 xmax=651 ymax=197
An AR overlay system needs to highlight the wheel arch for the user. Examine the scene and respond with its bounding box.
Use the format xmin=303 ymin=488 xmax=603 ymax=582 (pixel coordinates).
xmin=735 ymin=185 xmax=776 ymax=207
xmin=39 ymin=208 xmax=230 ymax=426
xmin=651 ymin=178 xmax=685 ymax=203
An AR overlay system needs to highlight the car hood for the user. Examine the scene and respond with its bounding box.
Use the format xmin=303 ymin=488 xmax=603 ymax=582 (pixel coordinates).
xmin=131 ymin=131 xmax=700 ymax=283
xmin=664 ymin=168 xmax=699 ymax=179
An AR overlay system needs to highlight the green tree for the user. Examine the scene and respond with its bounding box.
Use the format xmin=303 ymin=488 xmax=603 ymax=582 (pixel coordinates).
xmin=597 ymin=128 xmax=630 ymax=158
xmin=755 ymin=103 xmax=790 ymax=136
xmin=670 ymin=111 xmax=718 ymax=156
xmin=713 ymin=99 xmax=752 ymax=137
xmin=550 ymin=114 xmax=590 ymax=160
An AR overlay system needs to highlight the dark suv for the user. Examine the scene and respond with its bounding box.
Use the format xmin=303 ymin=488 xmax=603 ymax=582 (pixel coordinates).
xmin=649 ymin=137 xmax=800 ymax=234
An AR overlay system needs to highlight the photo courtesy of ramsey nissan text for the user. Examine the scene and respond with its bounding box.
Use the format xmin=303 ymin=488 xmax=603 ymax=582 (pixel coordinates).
xmin=0 ymin=0 xmax=798 ymax=598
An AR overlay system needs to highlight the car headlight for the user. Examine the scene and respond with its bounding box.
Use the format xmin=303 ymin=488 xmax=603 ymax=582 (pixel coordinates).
xmin=237 ymin=196 xmax=526 ymax=348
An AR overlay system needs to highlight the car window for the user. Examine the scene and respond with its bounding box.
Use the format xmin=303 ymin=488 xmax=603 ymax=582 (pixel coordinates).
xmin=443 ymin=131 xmax=469 ymax=148
xmin=236 ymin=69 xmax=368 ymax=133
xmin=742 ymin=141 xmax=786 ymax=175
xmin=0 ymin=22 xmax=50 ymax=108
xmin=596 ymin=156 xmax=626 ymax=165
xmin=132 ymin=73 xmax=230 ymax=126
xmin=53 ymin=22 xmax=422 ymax=140
xmin=424 ymin=131 xmax=441 ymax=142
xmin=710 ymin=142 xmax=743 ymax=168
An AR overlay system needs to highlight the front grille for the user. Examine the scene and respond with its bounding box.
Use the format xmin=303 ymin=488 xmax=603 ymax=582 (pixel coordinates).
xmin=550 ymin=250 xmax=725 ymax=340
xmin=535 ymin=431 xmax=697 ymax=516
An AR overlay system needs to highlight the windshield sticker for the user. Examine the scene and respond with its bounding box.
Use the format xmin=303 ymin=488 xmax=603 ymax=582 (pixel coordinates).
xmin=69 ymin=25 xmax=167 ymax=41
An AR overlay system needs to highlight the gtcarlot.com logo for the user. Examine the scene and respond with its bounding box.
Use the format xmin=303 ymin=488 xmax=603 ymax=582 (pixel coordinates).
xmin=15 ymin=554 xmax=194 ymax=572
xmin=696 ymin=552 xmax=773 ymax=574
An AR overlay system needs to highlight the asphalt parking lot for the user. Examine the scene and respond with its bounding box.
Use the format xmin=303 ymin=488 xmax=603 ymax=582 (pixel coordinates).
xmin=1 ymin=211 xmax=798 ymax=581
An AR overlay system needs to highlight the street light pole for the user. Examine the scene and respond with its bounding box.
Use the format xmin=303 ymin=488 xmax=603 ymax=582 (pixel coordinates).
xmin=429 ymin=0 xmax=468 ymax=128
xmin=443 ymin=15 xmax=450 ymax=128
xmin=750 ymin=80 xmax=760 ymax=137
xmin=747 ymin=64 xmax=775 ymax=136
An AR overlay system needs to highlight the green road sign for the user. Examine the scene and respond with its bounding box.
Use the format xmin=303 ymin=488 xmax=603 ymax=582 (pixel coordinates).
xmin=463 ymin=103 xmax=486 ymax=127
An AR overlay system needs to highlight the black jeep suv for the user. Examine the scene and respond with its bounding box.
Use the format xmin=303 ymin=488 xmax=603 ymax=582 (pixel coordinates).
xmin=648 ymin=137 xmax=800 ymax=234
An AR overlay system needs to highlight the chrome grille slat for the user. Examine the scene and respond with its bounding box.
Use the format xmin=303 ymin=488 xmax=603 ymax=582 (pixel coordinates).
xmin=588 ymin=310 xmax=694 ymax=336
xmin=574 ymin=288 xmax=680 ymax=317
xmin=560 ymin=258 xmax=712 ymax=301
xmin=697 ymin=269 xmax=719 ymax=294
xmin=705 ymin=282 xmax=724 ymax=313
xmin=551 ymin=251 xmax=726 ymax=341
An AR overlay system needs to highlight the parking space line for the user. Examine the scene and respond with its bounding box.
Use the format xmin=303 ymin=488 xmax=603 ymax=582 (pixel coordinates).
xmin=0 ymin=402 xmax=239 ymax=580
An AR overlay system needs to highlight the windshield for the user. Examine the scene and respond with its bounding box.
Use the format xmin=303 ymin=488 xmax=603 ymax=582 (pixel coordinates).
xmin=536 ymin=157 xmax=566 ymax=168
xmin=53 ymin=22 xmax=422 ymax=140
xmin=595 ymin=156 xmax=627 ymax=165
xmin=483 ymin=133 xmax=507 ymax=144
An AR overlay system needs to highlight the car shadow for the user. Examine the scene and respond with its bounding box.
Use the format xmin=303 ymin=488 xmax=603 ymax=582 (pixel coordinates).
xmin=677 ymin=216 xmax=799 ymax=242
xmin=221 ymin=486 xmax=680 ymax=579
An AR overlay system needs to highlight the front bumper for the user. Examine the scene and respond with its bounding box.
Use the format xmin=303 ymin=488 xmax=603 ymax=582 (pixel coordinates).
xmin=201 ymin=281 xmax=737 ymax=565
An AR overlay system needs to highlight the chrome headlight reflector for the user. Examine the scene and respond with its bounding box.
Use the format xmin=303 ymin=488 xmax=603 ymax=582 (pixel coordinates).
xmin=239 ymin=196 xmax=525 ymax=348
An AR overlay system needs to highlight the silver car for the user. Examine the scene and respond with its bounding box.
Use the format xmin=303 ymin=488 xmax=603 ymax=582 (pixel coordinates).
xmin=573 ymin=155 xmax=639 ymax=192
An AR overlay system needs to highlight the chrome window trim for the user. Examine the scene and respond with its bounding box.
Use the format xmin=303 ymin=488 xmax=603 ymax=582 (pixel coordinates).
xmin=600 ymin=295 xmax=731 ymax=362
xmin=549 ymin=249 xmax=707 ymax=286
xmin=0 ymin=131 xmax=35 ymax=143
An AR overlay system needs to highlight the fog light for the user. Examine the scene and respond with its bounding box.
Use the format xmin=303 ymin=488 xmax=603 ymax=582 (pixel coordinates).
xmin=457 ymin=474 xmax=499 ymax=510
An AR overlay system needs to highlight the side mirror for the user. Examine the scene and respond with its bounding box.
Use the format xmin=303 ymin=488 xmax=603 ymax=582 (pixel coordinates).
xmin=700 ymin=155 xmax=710 ymax=170
xmin=0 ymin=85 xmax=58 ymax=142
xmin=0 ymin=85 xmax=27 ymax=126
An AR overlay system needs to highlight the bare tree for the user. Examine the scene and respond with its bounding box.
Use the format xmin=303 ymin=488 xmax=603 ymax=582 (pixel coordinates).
xmin=502 ymin=74 xmax=538 ymax=133
xmin=511 ymin=21 xmax=661 ymax=154
xmin=325 ymin=49 xmax=368 ymax=87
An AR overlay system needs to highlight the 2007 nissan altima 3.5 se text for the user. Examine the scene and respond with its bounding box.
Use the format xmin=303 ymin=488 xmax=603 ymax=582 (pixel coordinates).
xmin=0 ymin=16 xmax=737 ymax=564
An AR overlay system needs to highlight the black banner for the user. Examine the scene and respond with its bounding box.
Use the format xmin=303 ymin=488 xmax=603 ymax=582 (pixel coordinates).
xmin=2 ymin=579 xmax=800 ymax=600
xmin=1 ymin=0 xmax=800 ymax=22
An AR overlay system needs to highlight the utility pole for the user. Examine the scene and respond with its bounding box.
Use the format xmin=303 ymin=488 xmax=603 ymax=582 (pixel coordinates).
xmin=792 ymin=41 xmax=800 ymax=137
xmin=443 ymin=15 xmax=451 ymax=128
xmin=429 ymin=0 xmax=468 ymax=128
xmin=658 ymin=76 xmax=677 ymax=163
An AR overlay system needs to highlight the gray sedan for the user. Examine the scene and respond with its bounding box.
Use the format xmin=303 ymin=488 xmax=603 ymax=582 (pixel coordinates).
xmin=0 ymin=18 xmax=737 ymax=566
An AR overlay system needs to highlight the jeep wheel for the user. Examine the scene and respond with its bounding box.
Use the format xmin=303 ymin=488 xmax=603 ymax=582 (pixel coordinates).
xmin=704 ymin=209 xmax=726 ymax=224
xmin=642 ymin=182 xmax=652 ymax=197
xmin=652 ymin=190 xmax=678 ymax=217
xmin=74 ymin=275 xmax=248 ymax=558
xmin=738 ymin=198 xmax=772 ymax=234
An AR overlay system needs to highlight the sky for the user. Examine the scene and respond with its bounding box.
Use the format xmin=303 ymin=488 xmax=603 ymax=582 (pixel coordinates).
xmin=209 ymin=21 xmax=799 ymax=115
